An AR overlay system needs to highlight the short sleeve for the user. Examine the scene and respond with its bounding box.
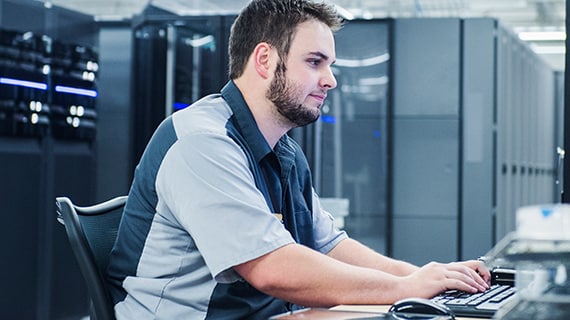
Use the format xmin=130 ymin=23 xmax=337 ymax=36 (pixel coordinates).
xmin=156 ymin=131 xmax=295 ymax=282
xmin=311 ymin=190 xmax=348 ymax=254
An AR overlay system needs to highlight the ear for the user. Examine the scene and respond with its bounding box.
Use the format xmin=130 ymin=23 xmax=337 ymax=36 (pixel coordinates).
xmin=251 ymin=42 xmax=274 ymax=79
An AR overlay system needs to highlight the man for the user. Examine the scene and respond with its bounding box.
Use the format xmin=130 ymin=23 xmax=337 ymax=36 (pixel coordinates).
xmin=107 ymin=0 xmax=491 ymax=319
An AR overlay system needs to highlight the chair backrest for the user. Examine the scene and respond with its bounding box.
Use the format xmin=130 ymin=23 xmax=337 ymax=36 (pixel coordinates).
xmin=56 ymin=196 xmax=127 ymax=320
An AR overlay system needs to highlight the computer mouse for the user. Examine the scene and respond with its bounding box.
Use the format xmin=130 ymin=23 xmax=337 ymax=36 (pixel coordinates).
xmin=388 ymin=297 xmax=455 ymax=319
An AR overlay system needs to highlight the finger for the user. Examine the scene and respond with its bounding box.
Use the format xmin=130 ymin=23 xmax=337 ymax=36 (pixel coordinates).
xmin=444 ymin=278 xmax=480 ymax=293
xmin=456 ymin=263 xmax=490 ymax=289
xmin=464 ymin=260 xmax=491 ymax=277
xmin=444 ymin=265 xmax=488 ymax=292
xmin=460 ymin=260 xmax=492 ymax=286
xmin=476 ymin=263 xmax=492 ymax=284
xmin=466 ymin=267 xmax=490 ymax=289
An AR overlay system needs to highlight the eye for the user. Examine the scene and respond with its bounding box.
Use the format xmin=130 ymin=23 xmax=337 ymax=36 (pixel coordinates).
xmin=308 ymin=58 xmax=322 ymax=66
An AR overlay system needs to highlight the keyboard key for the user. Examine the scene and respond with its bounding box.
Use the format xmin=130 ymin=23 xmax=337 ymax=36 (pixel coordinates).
xmin=489 ymin=288 xmax=515 ymax=303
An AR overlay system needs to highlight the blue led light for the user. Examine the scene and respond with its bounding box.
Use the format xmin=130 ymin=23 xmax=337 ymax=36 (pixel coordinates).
xmin=173 ymin=102 xmax=189 ymax=110
xmin=321 ymin=115 xmax=336 ymax=124
xmin=55 ymin=85 xmax=98 ymax=97
xmin=541 ymin=207 xmax=554 ymax=217
xmin=0 ymin=77 xmax=48 ymax=90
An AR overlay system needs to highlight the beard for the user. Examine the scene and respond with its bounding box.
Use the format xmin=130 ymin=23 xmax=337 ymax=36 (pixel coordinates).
xmin=266 ymin=61 xmax=320 ymax=127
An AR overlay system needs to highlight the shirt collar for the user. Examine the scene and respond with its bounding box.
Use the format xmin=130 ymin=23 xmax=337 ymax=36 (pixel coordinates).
xmin=221 ymin=80 xmax=297 ymax=177
xmin=221 ymin=80 xmax=272 ymax=163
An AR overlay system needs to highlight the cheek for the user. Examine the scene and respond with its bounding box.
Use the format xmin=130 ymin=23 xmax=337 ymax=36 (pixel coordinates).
xmin=291 ymin=70 xmax=317 ymax=89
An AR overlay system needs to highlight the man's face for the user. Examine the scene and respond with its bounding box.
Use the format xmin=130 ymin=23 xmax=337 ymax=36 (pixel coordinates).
xmin=267 ymin=20 xmax=337 ymax=128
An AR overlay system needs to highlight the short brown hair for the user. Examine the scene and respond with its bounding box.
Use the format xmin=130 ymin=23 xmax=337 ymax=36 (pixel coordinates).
xmin=228 ymin=0 xmax=342 ymax=79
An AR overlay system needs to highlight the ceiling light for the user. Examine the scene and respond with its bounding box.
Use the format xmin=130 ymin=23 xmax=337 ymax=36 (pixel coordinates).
xmin=518 ymin=31 xmax=566 ymax=41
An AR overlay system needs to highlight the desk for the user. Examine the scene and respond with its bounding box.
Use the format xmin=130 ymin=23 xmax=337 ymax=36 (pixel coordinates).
xmin=272 ymin=305 xmax=484 ymax=319
xmin=332 ymin=305 xmax=480 ymax=320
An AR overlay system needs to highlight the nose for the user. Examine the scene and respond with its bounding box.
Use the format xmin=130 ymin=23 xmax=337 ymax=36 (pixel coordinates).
xmin=321 ymin=66 xmax=337 ymax=90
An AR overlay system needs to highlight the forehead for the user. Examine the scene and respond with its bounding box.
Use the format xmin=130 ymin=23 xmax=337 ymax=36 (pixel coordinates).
xmin=289 ymin=20 xmax=336 ymax=60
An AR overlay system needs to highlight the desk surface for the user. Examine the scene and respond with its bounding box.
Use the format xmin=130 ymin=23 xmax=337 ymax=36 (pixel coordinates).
xmin=272 ymin=305 xmax=483 ymax=319
xmin=332 ymin=305 xmax=480 ymax=320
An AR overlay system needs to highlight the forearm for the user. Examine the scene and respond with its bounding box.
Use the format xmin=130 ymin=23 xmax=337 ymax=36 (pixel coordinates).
xmin=234 ymin=243 xmax=409 ymax=307
xmin=327 ymin=238 xmax=419 ymax=276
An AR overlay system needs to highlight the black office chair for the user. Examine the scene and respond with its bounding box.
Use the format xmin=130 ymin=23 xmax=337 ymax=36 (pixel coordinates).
xmin=56 ymin=195 xmax=127 ymax=320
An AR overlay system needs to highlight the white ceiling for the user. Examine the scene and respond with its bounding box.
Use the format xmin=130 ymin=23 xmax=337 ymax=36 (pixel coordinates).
xmin=41 ymin=0 xmax=566 ymax=70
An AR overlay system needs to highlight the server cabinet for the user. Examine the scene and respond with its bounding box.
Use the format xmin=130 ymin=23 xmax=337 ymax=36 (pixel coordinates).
xmin=0 ymin=2 xmax=50 ymax=318
xmin=391 ymin=18 xmax=461 ymax=265
xmin=130 ymin=13 xmax=234 ymax=173
xmin=460 ymin=18 xmax=495 ymax=260
xmin=495 ymin=24 xmax=557 ymax=242
xmin=44 ymin=6 xmax=99 ymax=319
xmin=0 ymin=1 xmax=98 ymax=318
xmin=0 ymin=0 xmax=49 ymax=138
xmin=0 ymin=138 xmax=45 ymax=319
xmin=46 ymin=141 xmax=96 ymax=319
xmin=96 ymin=24 xmax=133 ymax=202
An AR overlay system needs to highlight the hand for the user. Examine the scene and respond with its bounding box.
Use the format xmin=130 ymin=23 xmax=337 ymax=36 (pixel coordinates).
xmin=402 ymin=260 xmax=491 ymax=299
xmin=456 ymin=259 xmax=492 ymax=286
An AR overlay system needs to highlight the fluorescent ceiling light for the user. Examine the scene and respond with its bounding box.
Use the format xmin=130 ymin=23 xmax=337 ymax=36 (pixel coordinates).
xmin=184 ymin=35 xmax=215 ymax=48
xmin=335 ymin=53 xmax=390 ymax=67
xmin=518 ymin=31 xmax=566 ymax=41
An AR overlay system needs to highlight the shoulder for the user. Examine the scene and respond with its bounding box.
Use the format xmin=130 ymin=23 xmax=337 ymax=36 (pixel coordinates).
xmin=172 ymin=94 xmax=233 ymax=138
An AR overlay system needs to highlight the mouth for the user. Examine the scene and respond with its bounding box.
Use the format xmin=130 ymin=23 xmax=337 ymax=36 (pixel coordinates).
xmin=309 ymin=93 xmax=326 ymax=105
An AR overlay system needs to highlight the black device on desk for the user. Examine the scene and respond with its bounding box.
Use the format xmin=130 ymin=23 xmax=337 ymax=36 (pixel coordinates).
xmin=389 ymin=297 xmax=455 ymax=319
xmin=430 ymin=268 xmax=517 ymax=318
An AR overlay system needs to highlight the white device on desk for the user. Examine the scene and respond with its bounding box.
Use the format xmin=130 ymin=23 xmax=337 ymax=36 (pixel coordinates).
xmin=516 ymin=203 xmax=570 ymax=240
xmin=482 ymin=204 xmax=570 ymax=320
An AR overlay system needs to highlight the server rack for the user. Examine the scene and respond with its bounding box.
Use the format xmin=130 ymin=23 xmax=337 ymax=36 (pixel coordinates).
xmin=494 ymin=23 xmax=558 ymax=242
xmin=0 ymin=0 xmax=99 ymax=318
xmin=96 ymin=23 xmax=133 ymax=202
xmin=130 ymin=10 xmax=235 ymax=174
xmin=390 ymin=18 xmax=463 ymax=264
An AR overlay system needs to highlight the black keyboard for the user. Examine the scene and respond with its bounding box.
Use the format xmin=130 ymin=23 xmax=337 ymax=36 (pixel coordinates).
xmin=431 ymin=284 xmax=516 ymax=318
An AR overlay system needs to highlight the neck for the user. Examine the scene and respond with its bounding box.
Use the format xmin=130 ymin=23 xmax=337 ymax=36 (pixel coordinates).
xmin=234 ymin=78 xmax=292 ymax=148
